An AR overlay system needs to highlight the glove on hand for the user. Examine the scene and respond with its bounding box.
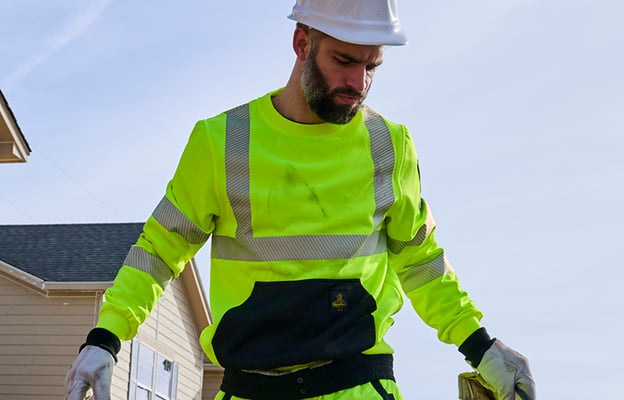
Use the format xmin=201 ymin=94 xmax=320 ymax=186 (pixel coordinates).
xmin=476 ymin=339 xmax=535 ymax=400
xmin=65 ymin=345 xmax=114 ymax=400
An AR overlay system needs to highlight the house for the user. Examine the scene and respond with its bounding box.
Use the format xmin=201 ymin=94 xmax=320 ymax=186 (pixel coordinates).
xmin=0 ymin=89 xmax=31 ymax=163
xmin=0 ymin=223 xmax=223 ymax=399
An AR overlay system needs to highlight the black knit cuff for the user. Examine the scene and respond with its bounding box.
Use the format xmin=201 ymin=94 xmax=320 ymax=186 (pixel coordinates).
xmin=458 ymin=327 xmax=495 ymax=368
xmin=79 ymin=328 xmax=122 ymax=363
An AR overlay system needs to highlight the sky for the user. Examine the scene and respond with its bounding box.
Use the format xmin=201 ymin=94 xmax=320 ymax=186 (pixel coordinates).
xmin=1 ymin=1 xmax=623 ymax=398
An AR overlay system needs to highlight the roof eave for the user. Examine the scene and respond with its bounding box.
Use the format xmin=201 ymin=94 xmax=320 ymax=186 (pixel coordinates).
xmin=0 ymin=90 xmax=31 ymax=163
xmin=0 ymin=258 xmax=213 ymax=324
xmin=0 ymin=259 xmax=110 ymax=296
xmin=180 ymin=258 xmax=213 ymax=329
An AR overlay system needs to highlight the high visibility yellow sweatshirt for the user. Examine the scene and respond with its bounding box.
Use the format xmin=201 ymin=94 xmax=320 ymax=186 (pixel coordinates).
xmin=97 ymin=89 xmax=483 ymax=370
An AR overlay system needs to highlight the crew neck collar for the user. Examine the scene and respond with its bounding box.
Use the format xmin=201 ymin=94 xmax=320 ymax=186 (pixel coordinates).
xmin=260 ymin=88 xmax=364 ymax=137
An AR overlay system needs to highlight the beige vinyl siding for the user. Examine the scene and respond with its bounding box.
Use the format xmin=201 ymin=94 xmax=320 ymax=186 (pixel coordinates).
xmin=135 ymin=277 xmax=206 ymax=400
xmin=110 ymin=340 xmax=132 ymax=399
xmin=0 ymin=259 xmax=220 ymax=400
xmin=0 ymin=276 xmax=99 ymax=400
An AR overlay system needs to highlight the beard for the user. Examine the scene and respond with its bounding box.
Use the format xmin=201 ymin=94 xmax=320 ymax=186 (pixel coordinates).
xmin=301 ymin=50 xmax=367 ymax=125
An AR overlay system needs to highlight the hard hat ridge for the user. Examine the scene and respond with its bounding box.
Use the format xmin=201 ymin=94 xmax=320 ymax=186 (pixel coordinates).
xmin=288 ymin=0 xmax=408 ymax=46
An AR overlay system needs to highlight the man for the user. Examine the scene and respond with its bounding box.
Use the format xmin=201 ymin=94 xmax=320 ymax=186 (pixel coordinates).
xmin=66 ymin=1 xmax=535 ymax=399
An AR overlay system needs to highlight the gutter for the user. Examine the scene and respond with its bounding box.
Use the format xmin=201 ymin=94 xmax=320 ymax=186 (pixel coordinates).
xmin=0 ymin=259 xmax=110 ymax=296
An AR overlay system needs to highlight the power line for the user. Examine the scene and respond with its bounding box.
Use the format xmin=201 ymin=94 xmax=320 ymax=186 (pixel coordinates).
xmin=0 ymin=192 xmax=39 ymax=223
xmin=31 ymin=144 xmax=125 ymax=220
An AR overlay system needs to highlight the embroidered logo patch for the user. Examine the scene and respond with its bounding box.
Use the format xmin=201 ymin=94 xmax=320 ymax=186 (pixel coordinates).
xmin=331 ymin=292 xmax=348 ymax=312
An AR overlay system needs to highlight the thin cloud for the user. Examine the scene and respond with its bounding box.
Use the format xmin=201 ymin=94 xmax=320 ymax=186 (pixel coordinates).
xmin=2 ymin=0 xmax=114 ymax=90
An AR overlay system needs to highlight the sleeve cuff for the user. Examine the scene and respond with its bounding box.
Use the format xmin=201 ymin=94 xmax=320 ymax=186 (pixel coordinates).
xmin=458 ymin=327 xmax=495 ymax=368
xmin=79 ymin=327 xmax=122 ymax=363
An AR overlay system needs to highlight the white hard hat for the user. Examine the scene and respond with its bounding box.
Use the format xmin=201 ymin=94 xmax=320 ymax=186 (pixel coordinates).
xmin=288 ymin=0 xmax=408 ymax=46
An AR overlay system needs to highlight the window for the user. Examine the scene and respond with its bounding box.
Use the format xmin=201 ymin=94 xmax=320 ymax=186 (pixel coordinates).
xmin=129 ymin=339 xmax=178 ymax=400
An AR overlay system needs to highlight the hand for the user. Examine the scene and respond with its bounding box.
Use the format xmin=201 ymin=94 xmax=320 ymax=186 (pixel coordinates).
xmin=65 ymin=345 xmax=114 ymax=400
xmin=476 ymin=339 xmax=535 ymax=400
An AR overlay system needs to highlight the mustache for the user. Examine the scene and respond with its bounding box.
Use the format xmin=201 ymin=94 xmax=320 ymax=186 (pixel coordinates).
xmin=330 ymin=87 xmax=365 ymax=100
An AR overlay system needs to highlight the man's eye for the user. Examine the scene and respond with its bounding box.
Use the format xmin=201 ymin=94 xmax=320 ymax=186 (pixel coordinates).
xmin=335 ymin=57 xmax=350 ymax=65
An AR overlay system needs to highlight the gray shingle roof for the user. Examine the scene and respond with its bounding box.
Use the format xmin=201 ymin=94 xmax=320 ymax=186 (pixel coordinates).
xmin=0 ymin=223 xmax=144 ymax=282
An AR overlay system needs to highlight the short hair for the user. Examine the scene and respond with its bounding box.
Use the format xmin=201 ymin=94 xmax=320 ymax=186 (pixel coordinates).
xmin=296 ymin=22 xmax=329 ymax=47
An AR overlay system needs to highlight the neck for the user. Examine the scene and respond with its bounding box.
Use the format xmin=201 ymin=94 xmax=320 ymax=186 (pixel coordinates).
xmin=272 ymin=68 xmax=324 ymax=124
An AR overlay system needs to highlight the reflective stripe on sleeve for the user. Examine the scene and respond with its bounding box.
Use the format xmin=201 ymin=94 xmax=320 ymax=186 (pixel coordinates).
xmin=152 ymin=196 xmax=210 ymax=245
xmin=399 ymin=252 xmax=453 ymax=292
xmin=123 ymin=245 xmax=174 ymax=289
xmin=386 ymin=201 xmax=436 ymax=254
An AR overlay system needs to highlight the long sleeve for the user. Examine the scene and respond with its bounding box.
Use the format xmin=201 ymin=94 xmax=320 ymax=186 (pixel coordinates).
xmin=385 ymin=127 xmax=482 ymax=347
xmin=96 ymin=119 xmax=221 ymax=340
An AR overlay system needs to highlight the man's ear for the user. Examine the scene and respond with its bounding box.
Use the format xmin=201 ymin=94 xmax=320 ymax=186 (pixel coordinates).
xmin=293 ymin=26 xmax=312 ymax=61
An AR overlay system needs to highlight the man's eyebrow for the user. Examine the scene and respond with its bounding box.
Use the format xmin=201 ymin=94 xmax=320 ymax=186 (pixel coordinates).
xmin=333 ymin=50 xmax=384 ymax=68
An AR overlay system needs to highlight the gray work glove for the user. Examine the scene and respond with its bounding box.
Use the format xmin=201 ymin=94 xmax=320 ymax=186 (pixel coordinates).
xmin=65 ymin=345 xmax=114 ymax=400
xmin=476 ymin=339 xmax=536 ymax=400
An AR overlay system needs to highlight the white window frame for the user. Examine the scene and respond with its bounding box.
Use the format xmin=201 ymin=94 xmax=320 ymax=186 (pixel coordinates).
xmin=129 ymin=339 xmax=179 ymax=400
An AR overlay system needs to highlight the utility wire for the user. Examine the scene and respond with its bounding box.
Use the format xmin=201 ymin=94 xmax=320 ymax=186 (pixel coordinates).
xmin=0 ymin=192 xmax=39 ymax=223
xmin=31 ymin=144 xmax=124 ymax=220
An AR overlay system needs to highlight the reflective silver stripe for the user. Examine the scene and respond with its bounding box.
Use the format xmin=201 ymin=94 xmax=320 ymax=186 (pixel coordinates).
xmin=225 ymin=104 xmax=252 ymax=236
xmin=399 ymin=252 xmax=453 ymax=292
xmin=213 ymin=231 xmax=387 ymax=261
xmin=365 ymin=108 xmax=395 ymax=228
xmin=387 ymin=202 xmax=436 ymax=254
xmin=217 ymin=104 xmax=395 ymax=261
xmin=387 ymin=224 xmax=427 ymax=254
xmin=123 ymin=245 xmax=173 ymax=289
xmin=152 ymin=196 xmax=210 ymax=245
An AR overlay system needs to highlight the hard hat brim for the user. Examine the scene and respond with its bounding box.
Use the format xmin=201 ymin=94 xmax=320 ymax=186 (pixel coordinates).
xmin=288 ymin=14 xmax=408 ymax=46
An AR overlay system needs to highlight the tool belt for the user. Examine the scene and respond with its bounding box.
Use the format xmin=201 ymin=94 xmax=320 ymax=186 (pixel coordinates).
xmin=220 ymin=354 xmax=395 ymax=400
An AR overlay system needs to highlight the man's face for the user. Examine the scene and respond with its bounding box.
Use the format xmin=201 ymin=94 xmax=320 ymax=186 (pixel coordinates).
xmin=301 ymin=33 xmax=385 ymax=124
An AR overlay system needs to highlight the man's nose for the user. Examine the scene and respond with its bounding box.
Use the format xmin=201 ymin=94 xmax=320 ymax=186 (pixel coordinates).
xmin=345 ymin=65 xmax=369 ymax=93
